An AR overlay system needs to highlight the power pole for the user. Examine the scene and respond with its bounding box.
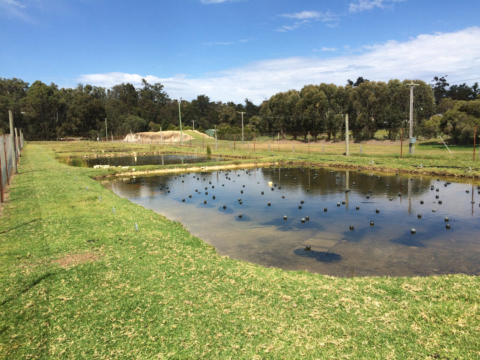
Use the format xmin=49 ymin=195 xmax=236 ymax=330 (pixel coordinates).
xmin=178 ymin=98 xmax=183 ymax=145
xmin=345 ymin=113 xmax=350 ymax=156
xmin=474 ymin=126 xmax=477 ymax=161
xmin=105 ymin=117 xmax=108 ymax=140
xmin=407 ymin=82 xmax=419 ymax=154
xmin=8 ymin=110 xmax=17 ymax=173
xmin=237 ymin=111 xmax=245 ymax=142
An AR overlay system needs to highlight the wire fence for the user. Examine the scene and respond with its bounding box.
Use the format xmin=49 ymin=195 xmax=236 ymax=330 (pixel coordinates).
xmin=0 ymin=129 xmax=24 ymax=203
xmin=127 ymin=133 xmax=367 ymax=157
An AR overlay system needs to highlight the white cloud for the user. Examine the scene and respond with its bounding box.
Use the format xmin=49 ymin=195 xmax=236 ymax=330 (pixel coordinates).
xmin=0 ymin=0 xmax=30 ymax=20
xmin=321 ymin=47 xmax=337 ymax=52
xmin=278 ymin=10 xmax=338 ymax=32
xmin=78 ymin=27 xmax=480 ymax=104
xmin=349 ymin=0 xmax=405 ymax=13
xmin=281 ymin=11 xmax=327 ymax=20
xmin=200 ymin=0 xmax=234 ymax=4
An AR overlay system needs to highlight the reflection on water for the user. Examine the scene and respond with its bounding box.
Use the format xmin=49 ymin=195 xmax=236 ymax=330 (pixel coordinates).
xmin=61 ymin=154 xmax=224 ymax=167
xmin=107 ymin=167 xmax=480 ymax=277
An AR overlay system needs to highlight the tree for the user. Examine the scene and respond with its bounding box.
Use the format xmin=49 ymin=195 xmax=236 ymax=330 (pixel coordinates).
xmin=431 ymin=76 xmax=449 ymax=105
xmin=268 ymin=90 xmax=300 ymax=139
xmin=419 ymin=114 xmax=442 ymax=138
xmin=350 ymin=81 xmax=387 ymax=140
xmin=60 ymin=85 xmax=106 ymax=138
xmin=448 ymin=82 xmax=480 ymax=101
xmin=440 ymin=99 xmax=480 ymax=144
xmin=298 ymin=85 xmax=327 ymax=141
xmin=0 ymin=78 xmax=29 ymax=134
xmin=347 ymin=77 xmax=369 ymax=87
xmin=23 ymin=81 xmax=60 ymax=139
xmin=138 ymin=79 xmax=170 ymax=127
xmin=384 ymin=80 xmax=409 ymax=140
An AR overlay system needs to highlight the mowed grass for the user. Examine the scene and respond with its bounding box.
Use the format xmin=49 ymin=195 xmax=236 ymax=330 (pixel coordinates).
xmin=0 ymin=143 xmax=479 ymax=359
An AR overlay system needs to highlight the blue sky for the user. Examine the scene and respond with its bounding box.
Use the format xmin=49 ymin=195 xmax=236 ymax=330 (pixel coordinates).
xmin=1 ymin=0 xmax=480 ymax=103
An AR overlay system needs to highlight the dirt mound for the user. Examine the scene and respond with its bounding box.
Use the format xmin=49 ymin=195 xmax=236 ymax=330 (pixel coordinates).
xmin=124 ymin=131 xmax=193 ymax=143
xmin=190 ymin=130 xmax=212 ymax=139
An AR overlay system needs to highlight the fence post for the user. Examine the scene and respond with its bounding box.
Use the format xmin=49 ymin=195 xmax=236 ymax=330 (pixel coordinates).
xmin=9 ymin=110 xmax=17 ymax=174
xmin=14 ymin=128 xmax=20 ymax=162
xmin=0 ymin=137 xmax=3 ymax=202
xmin=3 ymin=137 xmax=9 ymax=185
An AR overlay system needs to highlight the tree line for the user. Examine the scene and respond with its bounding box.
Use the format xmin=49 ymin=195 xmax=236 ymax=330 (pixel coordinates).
xmin=0 ymin=76 xmax=479 ymax=143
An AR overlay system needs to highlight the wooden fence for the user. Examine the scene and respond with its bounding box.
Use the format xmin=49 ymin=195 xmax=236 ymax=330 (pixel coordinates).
xmin=0 ymin=129 xmax=24 ymax=203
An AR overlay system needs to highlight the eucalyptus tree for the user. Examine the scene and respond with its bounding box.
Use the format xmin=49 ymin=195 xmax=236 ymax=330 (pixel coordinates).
xmin=350 ymin=81 xmax=388 ymax=140
xmin=298 ymin=85 xmax=327 ymax=141
xmin=23 ymin=81 xmax=60 ymax=139
xmin=385 ymin=79 xmax=409 ymax=140
xmin=63 ymin=85 xmax=106 ymax=138
xmin=319 ymin=83 xmax=346 ymax=141
xmin=138 ymin=79 xmax=170 ymax=129
xmin=0 ymin=78 xmax=29 ymax=134
xmin=268 ymin=90 xmax=300 ymax=139
xmin=440 ymin=99 xmax=480 ymax=144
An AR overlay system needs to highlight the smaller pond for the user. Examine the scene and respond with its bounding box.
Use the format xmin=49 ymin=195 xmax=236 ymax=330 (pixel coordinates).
xmin=61 ymin=153 xmax=225 ymax=167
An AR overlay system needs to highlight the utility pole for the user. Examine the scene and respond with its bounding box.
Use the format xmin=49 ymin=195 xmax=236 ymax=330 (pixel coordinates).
xmin=105 ymin=117 xmax=108 ymax=140
xmin=407 ymin=82 xmax=419 ymax=154
xmin=8 ymin=110 xmax=17 ymax=173
xmin=474 ymin=126 xmax=477 ymax=161
xmin=178 ymin=98 xmax=183 ymax=146
xmin=400 ymin=127 xmax=404 ymax=158
xmin=345 ymin=113 xmax=350 ymax=156
xmin=237 ymin=111 xmax=245 ymax=142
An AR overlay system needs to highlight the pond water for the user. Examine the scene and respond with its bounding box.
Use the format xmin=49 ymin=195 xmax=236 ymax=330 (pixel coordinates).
xmin=62 ymin=153 xmax=224 ymax=167
xmin=107 ymin=167 xmax=480 ymax=277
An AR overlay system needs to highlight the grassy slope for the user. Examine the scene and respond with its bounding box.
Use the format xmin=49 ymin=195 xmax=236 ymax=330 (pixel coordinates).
xmin=0 ymin=144 xmax=479 ymax=359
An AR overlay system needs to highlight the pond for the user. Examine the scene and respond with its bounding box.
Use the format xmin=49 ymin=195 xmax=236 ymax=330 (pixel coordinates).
xmin=62 ymin=153 xmax=225 ymax=167
xmin=107 ymin=167 xmax=480 ymax=277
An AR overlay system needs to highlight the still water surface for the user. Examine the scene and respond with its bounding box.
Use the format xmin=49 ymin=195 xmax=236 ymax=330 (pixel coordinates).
xmin=63 ymin=154 xmax=224 ymax=167
xmin=107 ymin=167 xmax=480 ymax=276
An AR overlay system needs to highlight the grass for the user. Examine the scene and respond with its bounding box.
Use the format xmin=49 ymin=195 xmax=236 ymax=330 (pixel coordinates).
xmin=0 ymin=142 xmax=479 ymax=359
xmin=50 ymin=138 xmax=480 ymax=180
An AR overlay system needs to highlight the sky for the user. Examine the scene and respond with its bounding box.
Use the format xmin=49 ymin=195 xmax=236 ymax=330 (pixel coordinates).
xmin=1 ymin=0 xmax=480 ymax=103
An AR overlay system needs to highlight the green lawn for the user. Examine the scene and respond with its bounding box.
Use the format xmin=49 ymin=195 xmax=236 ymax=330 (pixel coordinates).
xmin=1 ymin=143 xmax=479 ymax=359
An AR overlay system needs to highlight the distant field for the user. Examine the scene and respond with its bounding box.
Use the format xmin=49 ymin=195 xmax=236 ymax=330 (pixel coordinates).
xmin=47 ymin=136 xmax=480 ymax=180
